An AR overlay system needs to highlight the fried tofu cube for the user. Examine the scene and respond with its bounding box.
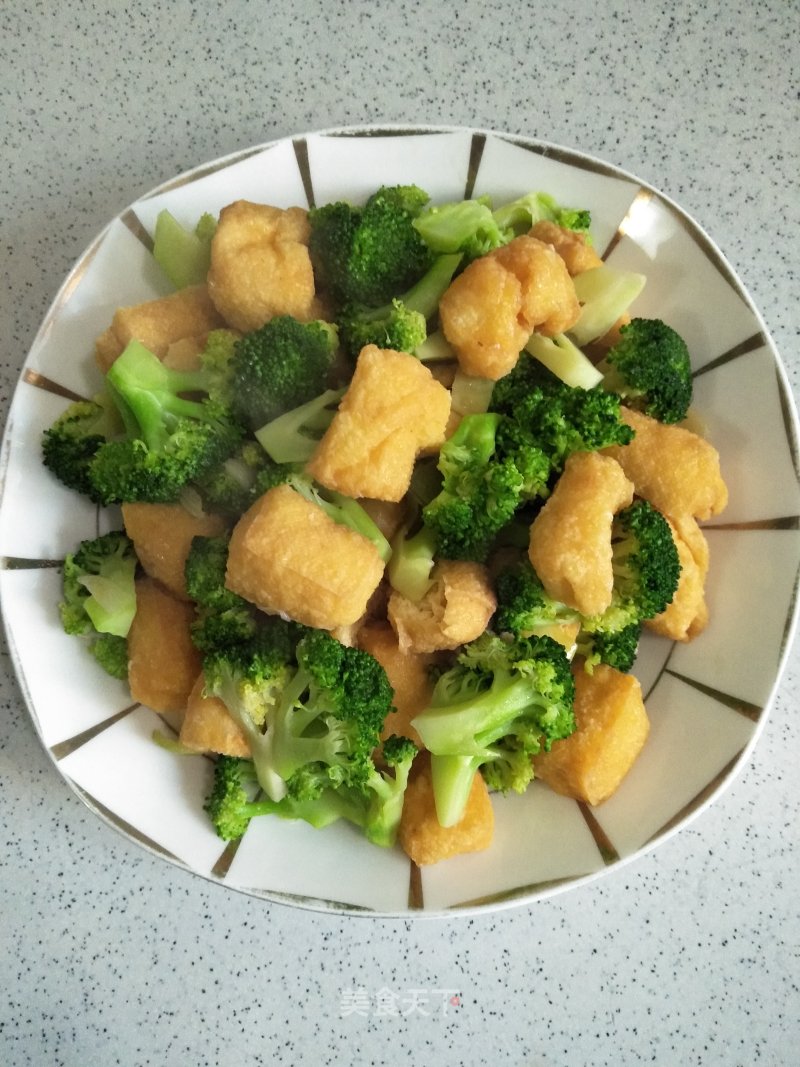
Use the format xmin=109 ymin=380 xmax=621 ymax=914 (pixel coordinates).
xmin=398 ymin=753 xmax=494 ymax=866
xmin=603 ymin=408 xmax=728 ymax=521
xmin=529 ymin=451 xmax=634 ymax=616
xmin=94 ymin=284 xmax=224 ymax=372
xmin=358 ymin=622 xmax=437 ymax=746
xmin=533 ymin=663 xmax=649 ymax=805
xmin=179 ymin=673 xmax=250 ymax=757
xmin=127 ymin=577 xmax=202 ymax=717
xmin=225 ymin=484 xmax=386 ymax=630
xmin=307 ymin=345 xmax=451 ymax=502
xmin=647 ymin=515 xmax=710 ymax=641
xmin=122 ymin=502 xmax=228 ymax=600
xmin=387 ymin=560 xmax=497 ymax=654
xmin=491 ymin=235 xmax=580 ymax=337
xmin=207 ymin=200 xmax=316 ymax=331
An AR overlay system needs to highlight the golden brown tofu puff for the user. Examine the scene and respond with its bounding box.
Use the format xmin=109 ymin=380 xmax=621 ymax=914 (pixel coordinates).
xmin=491 ymin=235 xmax=580 ymax=337
xmin=357 ymin=622 xmax=438 ymax=747
xmin=94 ymin=284 xmax=225 ymax=372
xmin=206 ymin=200 xmax=316 ymax=332
xmin=225 ymin=484 xmax=386 ymax=631
xmin=533 ymin=662 xmax=649 ymax=806
xmin=387 ymin=560 xmax=497 ymax=654
xmin=529 ymin=451 xmax=634 ymax=617
xmin=646 ymin=516 xmax=709 ymax=641
xmin=307 ymin=345 xmax=451 ymax=502
xmin=439 ymin=237 xmax=580 ymax=381
xmin=602 ymin=408 xmax=729 ymax=521
xmin=529 ymin=220 xmax=604 ymax=276
xmin=439 ymin=254 xmax=529 ymax=381
xmin=122 ymin=502 xmax=228 ymax=601
xmin=128 ymin=577 xmax=202 ymax=718
xmin=179 ymin=673 xmax=251 ymax=757
xmin=399 ymin=753 xmax=494 ymax=866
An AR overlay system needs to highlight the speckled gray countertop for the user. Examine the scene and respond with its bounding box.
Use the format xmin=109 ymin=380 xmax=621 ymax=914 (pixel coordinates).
xmin=1 ymin=2 xmax=798 ymax=1065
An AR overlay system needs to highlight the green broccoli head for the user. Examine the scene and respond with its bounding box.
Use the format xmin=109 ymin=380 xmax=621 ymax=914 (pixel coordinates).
xmin=576 ymin=620 xmax=642 ymax=674
xmin=494 ymin=560 xmax=582 ymax=636
xmin=598 ymin=317 xmax=693 ymax=424
xmin=89 ymin=340 xmax=245 ymax=505
xmin=231 ymin=316 xmax=338 ymax=430
xmin=610 ymin=499 xmax=681 ymax=621
xmin=60 ymin=531 xmax=137 ymax=681
xmin=412 ymin=632 xmax=575 ymax=826
xmin=422 ymin=413 xmax=526 ymax=562
xmin=42 ymin=395 xmax=123 ymax=502
xmin=197 ymin=439 xmax=289 ymax=518
xmin=184 ymin=535 xmax=259 ymax=654
xmin=310 ymin=185 xmax=434 ymax=308
xmin=338 ymin=298 xmax=427 ymax=360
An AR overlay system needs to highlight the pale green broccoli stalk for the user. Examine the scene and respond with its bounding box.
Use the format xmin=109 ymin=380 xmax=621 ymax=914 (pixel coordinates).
xmin=153 ymin=209 xmax=217 ymax=288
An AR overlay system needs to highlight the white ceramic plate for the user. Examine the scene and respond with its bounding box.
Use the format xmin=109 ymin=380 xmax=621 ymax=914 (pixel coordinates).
xmin=2 ymin=126 xmax=799 ymax=916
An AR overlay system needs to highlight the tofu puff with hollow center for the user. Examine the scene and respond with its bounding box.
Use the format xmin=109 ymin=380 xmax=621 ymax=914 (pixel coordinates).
xmin=307 ymin=345 xmax=451 ymax=502
xmin=387 ymin=560 xmax=497 ymax=655
xmin=224 ymin=483 xmax=386 ymax=631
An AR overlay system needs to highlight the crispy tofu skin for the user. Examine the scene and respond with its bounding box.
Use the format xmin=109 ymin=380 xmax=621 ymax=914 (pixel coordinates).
xmin=647 ymin=515 xmax=709 ymax=641
xmin=357 ymin=622 xmax=437 ymax=746
xmin=225 ymin=484 xmax=386 ymax=630
xmin=122 ymin=502 xmax=227 ymax=600
xmin=307 ymin=345 xmax=451 ymax=502
xmin=491 ymin=235 xmax=581 ymax=336
xmin=127 ymin=577 xmax=202 ymax=717
xmin=207 ymin=200 xmax=316 ymax=332
xmin=399 ymin=753 xmax=494 ymax=865
xmin=94 ymin=284 xmax=224 ymax=372
xmin=529 ymin=220 xmax=604 ymax=276
xmin=603 ymin=408 xmax=728 ymax=521
xmin=533 ymin=663 xmax=649 ymax=805
xmin=179 ymin=673 xmax=250 ymax=757
xmin=439 ymin=236 xmax=580 ymax=381
xmin=529 ymin=451 xmax=634 ymax=616
xmin=388 ymin=561 xmax=497 ymax=654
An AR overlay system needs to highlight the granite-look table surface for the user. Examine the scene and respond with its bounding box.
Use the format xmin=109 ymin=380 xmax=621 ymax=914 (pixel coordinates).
xmin=1 ymin=2 xmax=798 ymax=1064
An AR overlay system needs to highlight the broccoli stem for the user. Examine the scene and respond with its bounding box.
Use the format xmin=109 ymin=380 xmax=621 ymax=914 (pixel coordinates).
xmin=429 ymin=752 xmax=486 ymax=828
xmin=524 ymin=333 xmax=603 ymax=390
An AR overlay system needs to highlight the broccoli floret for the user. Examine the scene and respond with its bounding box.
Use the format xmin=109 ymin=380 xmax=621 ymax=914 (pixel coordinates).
xmin=360 ymin=734 xmax=419 ymax=848
xmin=230 ymin=316 xmax=338 ymax=430
xmin=597 ymin=318 xmax=693 ymax=424
xmin=337 ymin=252 xmax=462 ymax=360
xmin=89 ymin=634 xmax=130 ymax=680
xmin=491 ymin=365 xmax=635 ymax=472
xmin=204 ymin=735 xmax=416 ymax=847
xmin=422 ymin=413 xmax=528 ymax=562
xmin=494 ymin=560 xmax=581 ymax=636
xmin=412 ymin=632 xmax=576 ymax=826
xmin=89 ymin=340 xmax=244 ymax=505
xmin=60 ymin=531 xmax=137 ymax=680
xmin=42 ymin=394 xmax=123 ymax=502
xmin=491 ymin=191 xmax=591 ymax=238
xmin=309 ymin=185 xmax=434 ymax=307
xmin=204 ymin=755 xmax=359 ymax=841
xmin=203 ymin=627 xmax=393 ymax=806
xmin=197 ymin=439 xmax=288 ymax=518
xmin=412 ymin=195 xmax=508 ymax=259
xmin=576 ymin=620 xmax=642 ymax=674
xmin=287 ymin=473 xmax=392 ymax=563
xmin=608 ymin=499 xmax=681 ymax=621
xmin=184 ymin=535 xmax=259 ymax=653
xmin=254 ymin=387 xmax=345 ymax=465
xmin=412 ymin=190 xmax=591 ymax=260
